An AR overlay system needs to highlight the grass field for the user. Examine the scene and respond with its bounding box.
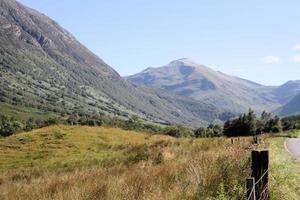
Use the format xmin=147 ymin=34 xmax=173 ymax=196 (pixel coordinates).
xmin=267 ymin=131 xmax=300 ymax=200
xmin=0 ymin=125 xmax=253 ymax=200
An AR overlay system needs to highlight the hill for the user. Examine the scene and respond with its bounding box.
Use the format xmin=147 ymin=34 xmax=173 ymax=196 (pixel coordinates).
xmin=0 ymin=0 xmax=231 ymax=127
xmin=269 ymin=80 xmax=300 ymax=104
xmin=127 ymin=59 xmax=300 ymax=114
xmin=0 ymin=125 xmax=175 ymax=171
xmin=278 ymin=93 xmax=300 ymax=116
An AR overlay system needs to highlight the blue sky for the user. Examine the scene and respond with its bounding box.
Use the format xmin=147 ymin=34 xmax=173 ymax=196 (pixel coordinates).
xmin=19 ymin=0 xmax=300 ymax=85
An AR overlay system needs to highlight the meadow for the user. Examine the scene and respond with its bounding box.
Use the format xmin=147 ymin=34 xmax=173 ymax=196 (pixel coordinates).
xmin=268 ymin=131 xmax=300 ymax=200
xmin=0 ymin=125 xmax=253 ymax=200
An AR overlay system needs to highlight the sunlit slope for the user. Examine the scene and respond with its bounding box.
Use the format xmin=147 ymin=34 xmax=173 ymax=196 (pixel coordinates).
xmin=0 ymin=125 xmax=174 ymax=172
xmin=0 ymin=0 xmax=229 ymax=127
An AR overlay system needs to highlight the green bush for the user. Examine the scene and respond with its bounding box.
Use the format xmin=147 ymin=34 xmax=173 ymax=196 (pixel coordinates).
xmin=163 ymin=125 xmax=194 ymax=138
xmin=0 ymin=115 xmax=24 ymax=137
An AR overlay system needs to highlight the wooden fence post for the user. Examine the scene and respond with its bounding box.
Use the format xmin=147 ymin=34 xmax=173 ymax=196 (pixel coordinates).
xmin=253 ymin=136 xmax=258 ymax=144
xmin=247 ymin=177 xmax=256 ymax=200
xmin=251 ymin=150 xmax=269 ymax=200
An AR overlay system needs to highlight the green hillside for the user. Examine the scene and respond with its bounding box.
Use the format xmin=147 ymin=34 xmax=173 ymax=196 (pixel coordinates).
xmin=0 ymin=0 xmax=231 ymax=127
xmin=0 ymin=102 xmax=57 ymax=121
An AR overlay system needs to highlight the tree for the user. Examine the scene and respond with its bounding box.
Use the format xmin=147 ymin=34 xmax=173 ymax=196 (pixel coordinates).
xmin=281 ymin=114 xmax=300 ymax=131
xmin=212 ymin=124 xmax=223 ymax=137
xmin=125 ymin=115 xmax=143 ymax=130
xmin=223 ymin=109 xmax=258 ymax=137
xmin=246 ymin=109 xmax=257 ymax=136
xmin=0 ymin=115 xmax=24 ymax=137
xmin=164 ymin=125 xmax=194 ymax=138
xmin=194 ymin=127 xmax=206 ymax=138
xmin=66 ymin=115 xmax=79 ymax=125
xmin=259 ymin=111 xmax=272 ymax=132
xmin=267 ymin=116 xmax=282 ymax=133
xmin=25 ymin=117 xmax=37 ymax=131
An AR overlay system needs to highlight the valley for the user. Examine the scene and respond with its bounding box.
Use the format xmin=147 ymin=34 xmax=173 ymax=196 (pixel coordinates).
xmin=0 ymin=0 xmax=300 ymax=200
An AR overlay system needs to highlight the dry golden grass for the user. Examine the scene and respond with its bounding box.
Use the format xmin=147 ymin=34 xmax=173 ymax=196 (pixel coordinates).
xmin=0 ymin=125 xmax=253 ymax=200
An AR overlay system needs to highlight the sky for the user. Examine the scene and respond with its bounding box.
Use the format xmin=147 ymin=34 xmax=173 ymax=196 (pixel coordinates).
xmin=18 ymin=0 xmax=300 ymax=86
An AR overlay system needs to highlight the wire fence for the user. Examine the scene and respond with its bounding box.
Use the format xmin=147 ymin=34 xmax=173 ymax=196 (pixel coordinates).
xmin=246 ymin=169 xmax=269 ymax=200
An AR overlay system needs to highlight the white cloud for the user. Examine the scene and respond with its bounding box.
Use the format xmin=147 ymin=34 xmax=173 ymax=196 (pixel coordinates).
xmin=292 ymin=55 xmax=300 ymax=62
xmin=295 ymin=43 xmax=300 ymax=50
xmin=263 ymin=56 xmax=281 ymax=64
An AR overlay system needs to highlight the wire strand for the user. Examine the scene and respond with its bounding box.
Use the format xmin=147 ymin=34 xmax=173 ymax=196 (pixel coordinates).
xmin=258 ymin=185 xmax=269 ymax=200
xmin=246 ymin=186 xmax=255 ymax=200
xmin=246 ymin=169 xmax=269 ymax=200
xmin=255 ymin=169 xmax=268 ymax=185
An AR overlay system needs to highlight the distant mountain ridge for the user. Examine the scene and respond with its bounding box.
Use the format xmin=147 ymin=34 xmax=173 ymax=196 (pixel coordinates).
xmin=1 ymin=0 xmax=298 ymax=127
xmin=278 ymin=93 xmax=300 ymax=116
xmin=270 ymin=80 xmax=300 ymax=104
xmin=0 ymin=0 xmax=234 ymax=127
xmin=127 ymin=58 xmax=300 ymax=114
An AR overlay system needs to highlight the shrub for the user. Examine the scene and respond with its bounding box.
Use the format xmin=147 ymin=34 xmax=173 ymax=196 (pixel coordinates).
xmin=0 ymin=115 xmax=24 ymax=137
xmin=163 ymin=125 xmax=194 ymax=138
xmin=194 ymin=127 xmax=206 ymax=138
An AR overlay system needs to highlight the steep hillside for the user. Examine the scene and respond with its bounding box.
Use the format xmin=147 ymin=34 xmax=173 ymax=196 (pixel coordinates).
xmin=278 ymin=93 xmax=300 ymax=116
xmin=0 ymin=0 xmax=232 ymax=127
xmin=127 ymin=58 xmax=280 ymax=113
xmin=270 ymin=81 xmax=300 ymax=104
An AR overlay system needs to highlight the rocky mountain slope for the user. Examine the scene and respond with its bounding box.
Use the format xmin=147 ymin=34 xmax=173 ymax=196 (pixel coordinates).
xmin=0 ymin=0 xmax=233 ymax=127
xmin=278 ymin=93 xmax=300 ymax=116
xmin=269 ymin=81 xmax=300 ymax=104
xmin=127 ymin=58 xmax=285 ymax=113
xmin=127 ymin=59 xmax=300 ymax=114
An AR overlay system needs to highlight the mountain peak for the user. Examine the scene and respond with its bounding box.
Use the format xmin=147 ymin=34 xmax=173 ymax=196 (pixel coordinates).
xmin=127 ymin=59 xmax=283 ymax=113
xmin=169 ymin=58 xmax=197 ymax=66
xmin=177 ymin=58 xmax=193 ymax=62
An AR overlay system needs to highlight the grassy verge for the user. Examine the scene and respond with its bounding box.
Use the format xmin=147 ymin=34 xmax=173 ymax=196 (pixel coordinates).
xmin=267 ymin=131 xmax=300 ymax=200
xmin=0 ymin=102 xmax=57 ymax=121
xmin=0 ymin=125 xmax=253 ymax=200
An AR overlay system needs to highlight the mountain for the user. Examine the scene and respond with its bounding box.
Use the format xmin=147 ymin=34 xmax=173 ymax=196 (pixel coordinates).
xmin=269 ymin=81 xmax=300 ymax=104
xmin=278 ymin=93 xmax=300 ymax=116
xmin=127 ymin=58 xmax=282 ymax=113
xmin=0 ymin=0 xmax=233 ymax=127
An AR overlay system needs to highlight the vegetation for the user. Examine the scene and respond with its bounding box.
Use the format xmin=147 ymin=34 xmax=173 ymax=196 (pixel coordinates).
xmin=4 ymin=108 xmax=300 ymax=139
xmin=223 ymin=110 xmax=282 ymax=137
xmin=163 ymin=125 xmax=194 ymax=137
xmin=194 ymin=124 xmax=223 ymax=138
xmin=0 ymin=102 xmax=58 ymax=121
xmin=281 ymin=114 xmax=300 ymax=131
xmin=0 ymin=125 xmax=253 ymax=200
xmin=267 ymin=131 xmax=300 ymax=199
xmin=0 ymin=114 xmax=160 ymax=137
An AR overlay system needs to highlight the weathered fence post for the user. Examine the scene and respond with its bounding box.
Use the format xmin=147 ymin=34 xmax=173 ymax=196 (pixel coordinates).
xmin=253 ymin=136 xmax=258 ymax=144
xmin=251 ymin=150 xmax=269 ymax=200
xmin=246 ymin=177 xmax=256 ymax=200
